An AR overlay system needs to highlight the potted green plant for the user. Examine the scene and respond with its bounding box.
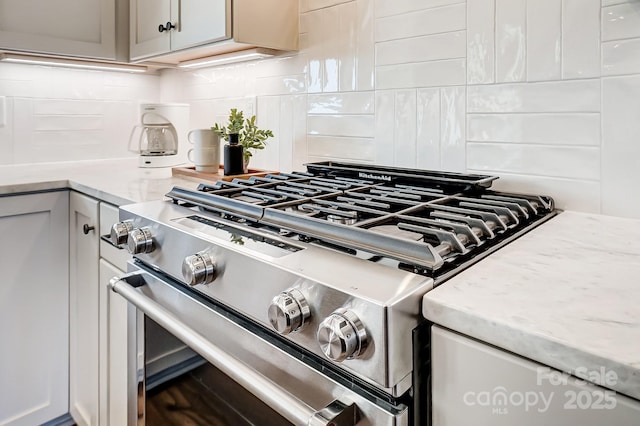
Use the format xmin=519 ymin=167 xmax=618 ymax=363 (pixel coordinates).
xmin=212 ymin=108 xmax=274 ymax=172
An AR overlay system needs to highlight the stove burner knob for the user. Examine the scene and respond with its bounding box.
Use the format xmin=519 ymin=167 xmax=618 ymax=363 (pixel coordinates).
xmin=317 ymin=309 xmax=368 ymax=362
xmin=182 ymin=252 xmax=216 ymax=286
xmin=268 ymin=289 xmax=310 ymax=335
xmin=127 ymin=227 xmax=154 ymax=254
xmin=110 ymin=220 xmax=133 ymax=246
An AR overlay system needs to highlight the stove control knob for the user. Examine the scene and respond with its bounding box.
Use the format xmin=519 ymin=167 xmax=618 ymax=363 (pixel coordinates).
xmin=127 ymin=227 xmax=154 ymax=254
xmin=110 ymin=220 xmax=133 ymax=246
xmin=182 ymin=251 xmax=216 ymax=286
xmin=268 ymin=289 xmax=310 ymax=335
xmin=317 ymin=309 xmax=368 ymax=362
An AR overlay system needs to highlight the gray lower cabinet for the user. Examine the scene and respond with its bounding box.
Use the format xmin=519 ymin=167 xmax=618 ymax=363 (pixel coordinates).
xmin=70 ymin=194 xmax=131 ymax=426
xmin=69 ymin=192 xmax=100 ymax=426
xmin=98 ymin=201 xmax=131 ymax=426
xmin=99 ymin=259 xmax=129 ymax=426
xmin=431 ymin=325 xmax=640 ymax=426
xmin=0 ymin=191 xmax=69 ymax=426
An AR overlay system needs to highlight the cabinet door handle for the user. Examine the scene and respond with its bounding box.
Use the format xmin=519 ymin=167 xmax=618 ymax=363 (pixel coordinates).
xmin=158 ymin=21 xmax=176 ymax=32
xmin=83 ymin=224 xmax=95 ymax=235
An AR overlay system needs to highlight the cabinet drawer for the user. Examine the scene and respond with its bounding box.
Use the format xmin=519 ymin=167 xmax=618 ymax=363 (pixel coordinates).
xmin=99 ymin=202 xmax=130 ymax=270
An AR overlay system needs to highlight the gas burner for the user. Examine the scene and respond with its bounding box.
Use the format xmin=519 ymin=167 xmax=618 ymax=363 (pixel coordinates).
xmin=165 ymin=162 xmax=557 ymax=277
xmin=326 ymin=212 xmax=358 ymax=226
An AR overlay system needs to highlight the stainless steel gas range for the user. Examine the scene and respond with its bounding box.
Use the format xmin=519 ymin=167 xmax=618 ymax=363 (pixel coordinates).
xmin=108 ymin=162 xmax=557 ymax=426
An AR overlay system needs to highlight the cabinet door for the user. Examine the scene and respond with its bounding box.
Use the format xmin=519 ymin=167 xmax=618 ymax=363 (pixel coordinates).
xmin=170 ymin=0 xmax=230 ymax=51
xmin=0 ymin=191 xmax=69 ymax=426
xmin=0 ymin=0 xmax=115 ymax=60
xmin=99 ymin=259 xmax=129 ymax=426
xmin=129 ymin=0 xmax=171 ymax=61
xmin=69 ymin=192 xmax=100 ymax=426
xmin=431 ymin=326 xmax=640 ymax=426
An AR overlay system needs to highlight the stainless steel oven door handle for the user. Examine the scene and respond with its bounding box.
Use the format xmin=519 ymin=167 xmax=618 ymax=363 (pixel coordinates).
xmin=109 ymin=272 xmax=358 ymax=426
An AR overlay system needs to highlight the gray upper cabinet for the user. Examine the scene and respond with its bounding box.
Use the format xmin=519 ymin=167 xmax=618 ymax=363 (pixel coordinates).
xmin=130 ymin=0 xmax=298 ymax=64
xmin=0 ymin=0 xmax=117 ymax=60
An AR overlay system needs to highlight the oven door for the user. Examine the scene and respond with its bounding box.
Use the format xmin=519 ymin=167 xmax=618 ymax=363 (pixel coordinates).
xmin=109 ymin=261 xmax=409 ymax=426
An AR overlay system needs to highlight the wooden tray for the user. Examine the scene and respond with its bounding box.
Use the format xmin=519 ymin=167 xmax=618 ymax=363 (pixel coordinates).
xmin=172 ymin=165 xmax=278 ymax=182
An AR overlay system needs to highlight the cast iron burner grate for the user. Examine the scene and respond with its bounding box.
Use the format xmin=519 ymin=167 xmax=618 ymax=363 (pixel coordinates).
xmin=165 ymin=162 xmax=556 ymax=277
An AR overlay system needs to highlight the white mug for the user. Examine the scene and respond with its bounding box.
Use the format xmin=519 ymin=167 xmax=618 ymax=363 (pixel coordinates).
xmin=186 ymin=129 xmax=220 ymax=172
xmin=187 ymin=146 xmax=220 ymax=173
xmin=188 ymin=129 xmax=219 ymax=148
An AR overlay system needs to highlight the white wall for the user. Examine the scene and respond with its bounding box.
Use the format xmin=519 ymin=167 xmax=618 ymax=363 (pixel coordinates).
xmin=1 ymin=0 xmax=639 ymax=219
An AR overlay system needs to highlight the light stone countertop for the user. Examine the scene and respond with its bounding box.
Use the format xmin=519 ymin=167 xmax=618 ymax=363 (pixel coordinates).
xmin=422 ymin=211 xmax=640 ymax=401
xmin=0 ymin=158 xmax=202 ymax=205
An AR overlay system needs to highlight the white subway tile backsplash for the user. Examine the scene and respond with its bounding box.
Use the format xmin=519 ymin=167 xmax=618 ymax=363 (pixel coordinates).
xmin=374 ymin=90 xmax=395 ymax=166
xmin=376 ymin=0 xmax=465 ymax=18
xmin=376 ymin=31 xmax=465 ymax=66
xmin=467 ymin=113 xmax=601 ymax=146
xmin=467 ymin=0 xmax=495 ymax=84
xmin=440 ymin=86 xmax=466 ymax=172
xmin=473 ymin=171 xmax=602 ymax=213
xmin=0 ymin=97 xmax=14 ymax=165
xmin=603 ymin=38 xmax=640 ymax=76
xmin=307 ymin=92 xmax=374 ymax=114
xmin=322 ymin=6 xmax=341 ymax=92
xmin=35 ymin=115 xmax=103 ymax=131
xmin=307 ymin=135 xmax=375 ymax=161
xmin=0 ymin=79 xmax=33 ymax=98
xmin=467 ymin=143 xmax=600 ymax=180
xmin=302 ymin=1 xmax=374 ymax=93
xmin=255 ymin=74 xmax=306 ymax=96
xmin=338 ymin=1 xmax=358 ymax=92
xmin=602 ymin=3 xmax=640 ymax=42
xmin=356 ymin=0 xmax=375 ymax=91
xmin=303 ymin=9 xmax=324 ymax=94
xmin=602 ymin=75 xmax=640 ymax=218
xmin=278 ymin=96 xmax=295 ymax=171
xmin=252 ymin=96 xmax=282 ymax=171
xmin=376 ymin=59 xmax=466 ymax=90
xmin=393 ymin=89 xmax=417 ymax=168
xmin=307 ymin=114 xmax=375 ymax=138
xmin=495 ymin=0 xmax=527 ymax=83
xmin=254 ymin=55 xmax=308 ymax=79
xmin=34 ymin=100 xmax=105 ymax=115
xmin=526 ymin=0 xmax=562 ymax=82
xmin=375 ymin=3 xmax=466 ymax=42
xmin=416 ymin=88 xmax=441 ymax=170
xmin=562 ymin=0 xmax=601 ymax=79
xmin=467 ymin=80 xmax=601 ymax=113
xmin=103 ymin=101 xmax=138 ymax=158
xmin=290 ymin=95 xmax=308 ymax=171
xmin=232 ymin=95 xmax=287 ymax=170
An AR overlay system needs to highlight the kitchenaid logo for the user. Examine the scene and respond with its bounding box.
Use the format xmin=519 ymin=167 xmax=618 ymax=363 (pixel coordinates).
xmin=358 ymin=172 xmax=392 ymax=181
xmin=462 ymin=367 xmax=618 ymax=415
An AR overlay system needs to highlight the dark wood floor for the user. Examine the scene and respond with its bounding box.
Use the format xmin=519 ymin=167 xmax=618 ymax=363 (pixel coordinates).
xmin=146 ymin=364 xmax=293 ymax=426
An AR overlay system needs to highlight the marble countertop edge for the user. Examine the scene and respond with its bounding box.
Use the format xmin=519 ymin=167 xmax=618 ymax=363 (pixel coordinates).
xmin=0 ymin=158 xmax=201 ymax=205
xmin=423 ymin=297 xmax=640 ymax=401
